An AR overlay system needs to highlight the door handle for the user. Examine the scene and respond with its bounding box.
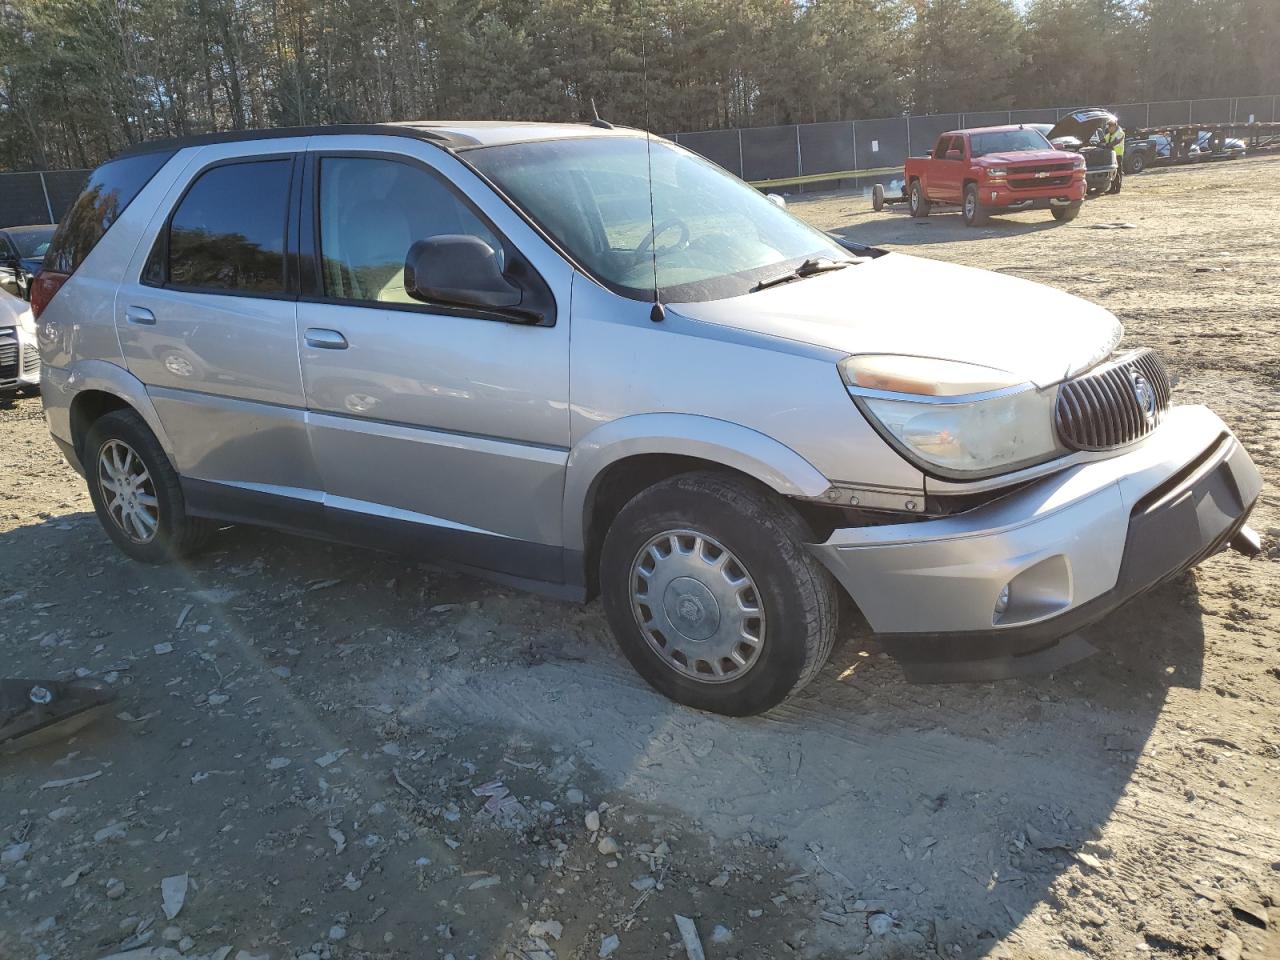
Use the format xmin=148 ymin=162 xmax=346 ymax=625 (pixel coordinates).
xmin=304 ymin=328 xmax=348 ymax=350
xmin=125 ymin=306 xmax=156 ymax=325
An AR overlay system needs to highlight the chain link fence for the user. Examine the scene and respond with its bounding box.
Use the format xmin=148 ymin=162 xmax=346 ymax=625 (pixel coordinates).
xmin=672 ymin=95 xmax=1279 ymax=188
xmin=1 ymin=95 xmax=1275 ymax=223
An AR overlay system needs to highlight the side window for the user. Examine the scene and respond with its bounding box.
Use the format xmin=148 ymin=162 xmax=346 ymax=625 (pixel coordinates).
xmin=162 ymin=159 xmax=292 ymax=295
xmin=934 ymin=136 xmax=952 ymax=158
xmin=318 ymin=156 xmax=503 ymax=305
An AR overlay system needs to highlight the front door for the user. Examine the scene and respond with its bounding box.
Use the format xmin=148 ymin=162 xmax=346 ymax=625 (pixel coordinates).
xmin=117 ymin=140 xmax=323 ymax=523
xmin=932 ymin=135 xmax=965 ymax=202
xmin=295 ymin=144 xmax=573 ymax=582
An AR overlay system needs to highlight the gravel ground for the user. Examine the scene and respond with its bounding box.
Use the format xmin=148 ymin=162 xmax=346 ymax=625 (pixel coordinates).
xmin=1 ymin=155 xmax=1278 ymax=960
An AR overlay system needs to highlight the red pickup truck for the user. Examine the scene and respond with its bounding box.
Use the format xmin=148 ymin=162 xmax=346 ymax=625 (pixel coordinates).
xmin=901 ymin=126 xmax=1086 ymax=227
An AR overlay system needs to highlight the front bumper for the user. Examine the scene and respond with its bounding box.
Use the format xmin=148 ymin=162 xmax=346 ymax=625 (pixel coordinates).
xmin=986 ymin=181 xmax=1085 ymax=208
xmin=811 ymin=406 xmax=1261 ymax=663
xmin=1086 ymin=167 xmax=1116 ymax=190
xmin=0 ymin=324 xmax=40 ymax=393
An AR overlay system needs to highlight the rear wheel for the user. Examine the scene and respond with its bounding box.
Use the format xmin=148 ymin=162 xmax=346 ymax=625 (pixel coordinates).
xmin=599 ymin=472 xmax=838 ymax=716
xmin=963 ymin=184 xmax=989 ymax=227
xmin=84 ymin=409 xmax=213 ymax=564
xmin=872 ymin=183 xmax=885 ymax=211
xmin=908 ymin=179 xmax=930 ymax=217
xmin=1128 ymin=151 xmax=1146 ymax=174
xmin=1051 ymin=201 xmax=1082 ymax=222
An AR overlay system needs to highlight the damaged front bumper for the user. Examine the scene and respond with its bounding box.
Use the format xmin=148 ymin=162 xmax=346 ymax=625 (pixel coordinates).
xmin=810 ymin=405 xmax=1262 ymax=677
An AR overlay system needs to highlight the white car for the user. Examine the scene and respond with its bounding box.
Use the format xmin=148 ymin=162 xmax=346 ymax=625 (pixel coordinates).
xmin=0 ymin=289 xmax=39 ymax=395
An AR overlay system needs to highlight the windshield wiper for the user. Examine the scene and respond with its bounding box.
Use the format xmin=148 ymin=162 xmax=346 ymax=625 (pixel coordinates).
xmin=749 ymin=257 xmax=851 ymax=293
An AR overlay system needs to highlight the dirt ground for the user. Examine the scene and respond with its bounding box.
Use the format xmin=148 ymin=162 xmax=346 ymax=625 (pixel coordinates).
xmin=1 ymin=154 xmax=1278 ymax=960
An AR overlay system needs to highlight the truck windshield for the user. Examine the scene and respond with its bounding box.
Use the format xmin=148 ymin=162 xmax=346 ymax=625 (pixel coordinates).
xmin=969 ymin=130 xmax=1053 ymax=157
xmin=466 ymin=136 xmax=850 ymax=303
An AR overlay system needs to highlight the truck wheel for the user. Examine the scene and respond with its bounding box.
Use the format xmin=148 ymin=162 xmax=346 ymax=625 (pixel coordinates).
xmin=908 ymin=180 xmax=930 ymax=217
xmin=1051 ymin=201 xmax=1082 ymax=222
xmin=1108 ymin=169 xmax=1122 ymax=194
xmin=963 ymin=184 xmax=988 ymax=227
xmin=1128 ymin=152 xmax=1146 ymax=174
xmin=84 ymin=409 xmax=214 ymax=564
xmin=599 ymin=472 xmax=838 ymax=716
xmin=872 ymin=183 xmax=885 ymax=211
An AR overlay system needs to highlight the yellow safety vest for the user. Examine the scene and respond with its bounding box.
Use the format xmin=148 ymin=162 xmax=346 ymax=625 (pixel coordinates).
xmin=1104 ymin=128 xmax=1125 ymax=156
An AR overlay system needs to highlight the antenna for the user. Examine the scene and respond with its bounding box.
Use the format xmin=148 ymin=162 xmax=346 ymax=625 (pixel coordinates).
xmin=641 ymin=36 xmax=664 ymax=322
xmin=589 ymin=98 xmax=614 ymax=130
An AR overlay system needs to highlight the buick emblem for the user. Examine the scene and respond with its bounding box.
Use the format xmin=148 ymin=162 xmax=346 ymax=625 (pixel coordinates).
xmin=1131 ymin=371 xmax=1157 ymax=424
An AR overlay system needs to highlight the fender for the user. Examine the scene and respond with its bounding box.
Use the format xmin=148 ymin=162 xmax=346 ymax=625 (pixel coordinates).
xmin=562 ymin=412 xmax=832 ymax=553
xmin=46 ymin=358 xmax=175 ymax=469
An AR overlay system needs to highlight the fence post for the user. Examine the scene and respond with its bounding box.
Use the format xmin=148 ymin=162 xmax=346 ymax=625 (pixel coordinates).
xmin=850 ymin=120 xmax=858 ymax=172
xmin=38 ymin=172 xmax=55 ymax=223
xmin=737 ymin=129 xmax=744 ymax=180
xmin=794 ymin=124 xmax=803 ymax=178
xmin=1146 ymin=102 xmax=1151 ymax=127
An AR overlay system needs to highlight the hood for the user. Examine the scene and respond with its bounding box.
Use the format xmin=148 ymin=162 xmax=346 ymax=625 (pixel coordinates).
xmin=673 ymin=253 xmax=1123 ymax=389
xmin=978 ymin=148 xmax=1076 ymax=165
xmin=0 ymin=289 xmax=33 ymax=326
xmin=1048 ymin=108 xmax=1117 ymax=144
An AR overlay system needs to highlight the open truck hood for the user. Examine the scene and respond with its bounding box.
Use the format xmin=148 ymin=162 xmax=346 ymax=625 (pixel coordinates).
xmin=673 ymin=253 xmax=1123 ymax=389
xmin=1048 ymin=108 xmax=1118 ymax=144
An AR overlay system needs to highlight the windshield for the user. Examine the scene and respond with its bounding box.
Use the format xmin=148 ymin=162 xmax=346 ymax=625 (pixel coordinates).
xmin=466 ymin=136 xmax=849 ymax=302
xmin=12 ymin=226 xmax=55 ymax=259
xmin=969 ymin=130 xmax=1053 ymax=157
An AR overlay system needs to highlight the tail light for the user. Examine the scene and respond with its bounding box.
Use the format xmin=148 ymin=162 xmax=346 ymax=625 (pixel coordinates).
xmin=30 ymin=270 xmax=69 ymax=320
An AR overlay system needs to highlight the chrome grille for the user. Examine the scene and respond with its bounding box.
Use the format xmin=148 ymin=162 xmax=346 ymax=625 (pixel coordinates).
xmin=0 ymin=327 xmax=18 ymax=382
xmin=1055 ymin=349 xmax=1172 ymax=451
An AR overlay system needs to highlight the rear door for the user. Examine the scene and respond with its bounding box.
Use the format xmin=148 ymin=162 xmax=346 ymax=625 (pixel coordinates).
xmin=294 ymin=137 xmax=574 ymax=581
xmin=117 ymin=138 xmax=321 ymax=523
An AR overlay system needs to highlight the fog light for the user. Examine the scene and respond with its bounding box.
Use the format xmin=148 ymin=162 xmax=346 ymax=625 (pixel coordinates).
xmin=994 ymin=584 xmax=1011 ymax=616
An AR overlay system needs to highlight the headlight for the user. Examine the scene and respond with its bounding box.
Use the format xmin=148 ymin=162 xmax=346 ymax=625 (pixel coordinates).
xmin=18 ymin=308 xmax=36 ymax=336
xmin=985 ymin=167 xmax=1008 ymax=179
xmin=1072 ymin=155 xmax=1086 ymax=168
xmin=839 ymin=355 xmax=1061 ymax=477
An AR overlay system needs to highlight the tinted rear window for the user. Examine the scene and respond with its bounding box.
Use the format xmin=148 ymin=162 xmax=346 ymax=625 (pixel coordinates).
xmin=164 ymin=159 xmax=292 ymax=294
xmin=44 ymin=151 xmax=174 ymax=274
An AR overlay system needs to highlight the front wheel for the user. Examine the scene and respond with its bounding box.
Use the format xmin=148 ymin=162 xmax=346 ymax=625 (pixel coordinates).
xmin=1051 ymin=201 xmax=1082 ymax=222
xmin=84 ymin=409 xmax=214 ymax=564
xmin=963 ymin=184 xmax=989 ymax=227
xmin=908 ymin=180 xmax=931 ymax=217
xmin=599 ymin=472 xmax=838 ymax=716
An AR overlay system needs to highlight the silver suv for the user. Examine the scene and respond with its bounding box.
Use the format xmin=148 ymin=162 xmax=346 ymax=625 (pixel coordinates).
xmin=34 ymin=122 xmax=1261 ymax=715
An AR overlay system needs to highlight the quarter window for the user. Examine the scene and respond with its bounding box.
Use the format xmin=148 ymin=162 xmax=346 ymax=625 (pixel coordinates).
xmin=317 ymin=156 xmax=502 ymax=305
xmin=164 ymin=159 xmax=292 ymax=294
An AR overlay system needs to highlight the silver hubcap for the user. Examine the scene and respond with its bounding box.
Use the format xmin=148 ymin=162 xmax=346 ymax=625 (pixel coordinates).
xmin=630 ymin=530 xmax=765 ymax=684
xmin=98 ymin=439 xmax=159 ymax=543
xmin=966 ymin=194 xmax=975 ymax=217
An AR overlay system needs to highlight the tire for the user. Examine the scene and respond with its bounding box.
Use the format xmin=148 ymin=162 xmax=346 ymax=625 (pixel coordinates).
xmin=1051 ymin=201 xmax=1082 ymax=222
xmin=83 ymin=408 xmax=214 ymax=564
xmin=599 ymin=472 xmax=838 ymax=716
xmin=872 ymin=183 xmax=885 ymax=212
xmin=963 ymin=183 xmax=988 ymax=227
xmin=1128 ymin=151 xmax=1146 ymax=174
xmin=1108 ymin=168 xmax=1122 ymax=195
xmin=908 ymin=179 xmax=930 ymax=218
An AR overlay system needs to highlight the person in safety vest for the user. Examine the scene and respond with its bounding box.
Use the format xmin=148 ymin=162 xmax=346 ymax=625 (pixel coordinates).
xmin=1103 ymin=118 xmax=1125 ymax=194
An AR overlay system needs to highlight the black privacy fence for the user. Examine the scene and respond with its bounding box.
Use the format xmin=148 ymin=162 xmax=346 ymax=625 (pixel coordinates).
xmin=1 ymin=94 xmax=1276 ymax=224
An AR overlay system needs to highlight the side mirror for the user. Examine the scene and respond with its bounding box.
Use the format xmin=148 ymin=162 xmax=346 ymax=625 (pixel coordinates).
xmin=404 ymin=235 xmax=521 ymax=310
xmin=925 ymin=149 xmax=933 ymax=158
xmin=766 ymin=193 xmax=786 ymax=209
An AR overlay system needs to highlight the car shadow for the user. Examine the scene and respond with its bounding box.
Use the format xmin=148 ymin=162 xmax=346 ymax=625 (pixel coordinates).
xmin=0 ymin=512 xmax=1208 ymax=958
xmin=831 ymin=209 xmax=1071 ymax=248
